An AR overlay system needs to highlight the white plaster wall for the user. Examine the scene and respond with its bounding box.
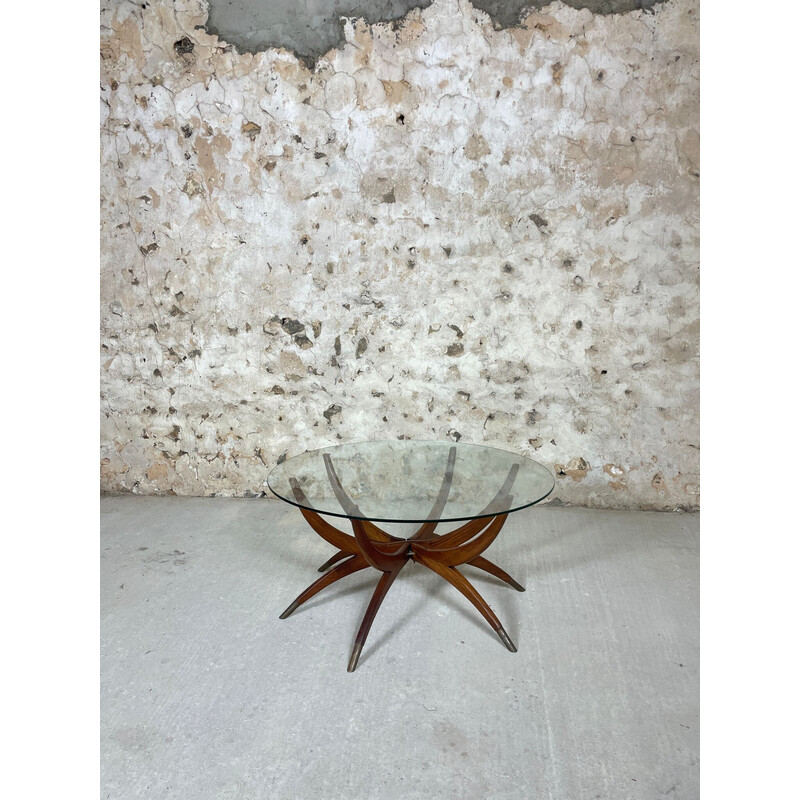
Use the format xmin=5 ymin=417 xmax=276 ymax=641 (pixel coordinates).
xmin=100 ymin=0 xmax=699 ymax=509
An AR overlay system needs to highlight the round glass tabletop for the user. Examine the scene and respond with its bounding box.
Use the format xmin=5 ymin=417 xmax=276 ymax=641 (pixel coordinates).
xmin=267 ymin=440 xmax=554 ymax=523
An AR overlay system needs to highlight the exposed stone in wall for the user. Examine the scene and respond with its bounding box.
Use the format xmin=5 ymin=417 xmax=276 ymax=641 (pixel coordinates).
xmin=100 ymin=0 xmax=699 ymax=510
xmin=205 ymin=1 xmax=668 ymax=64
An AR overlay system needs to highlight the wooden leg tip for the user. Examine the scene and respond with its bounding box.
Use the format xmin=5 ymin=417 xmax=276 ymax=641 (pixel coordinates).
xmin=498 ymin=628 xmax=517 ymax=652
xmin=510 ymin=579 xmax=526 ymax=592
xmin=279 ymin=604 xmax=297 ymax=619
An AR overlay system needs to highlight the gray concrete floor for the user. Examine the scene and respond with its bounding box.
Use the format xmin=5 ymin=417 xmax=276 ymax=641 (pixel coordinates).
xmin=101 ymin=497 xmax=699 ymax=800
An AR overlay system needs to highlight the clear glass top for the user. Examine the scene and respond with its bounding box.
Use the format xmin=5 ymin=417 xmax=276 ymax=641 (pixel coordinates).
xmin=267 ymin=440 xmax=554 ymax=523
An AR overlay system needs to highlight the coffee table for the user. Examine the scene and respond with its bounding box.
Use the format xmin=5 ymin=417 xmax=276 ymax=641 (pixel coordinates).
xmin=267 ymin=440 xmax=554 ymax=671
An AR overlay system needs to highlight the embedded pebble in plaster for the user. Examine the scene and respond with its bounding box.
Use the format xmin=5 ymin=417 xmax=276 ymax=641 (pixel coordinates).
xmin=100 ymin=0 xmax=699 ymax=510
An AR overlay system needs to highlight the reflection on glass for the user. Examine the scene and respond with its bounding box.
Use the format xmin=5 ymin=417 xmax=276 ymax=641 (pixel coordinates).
xmin=267 ymin=440 xmax=554 ymax=523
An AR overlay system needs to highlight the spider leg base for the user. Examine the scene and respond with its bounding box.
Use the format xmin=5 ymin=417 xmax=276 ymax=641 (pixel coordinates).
xmin=281 ymin=507 xmax=523 ymax=670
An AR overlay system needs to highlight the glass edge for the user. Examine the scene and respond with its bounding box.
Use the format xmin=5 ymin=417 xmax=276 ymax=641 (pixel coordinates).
xmin=265 ymin=438 xmax=555 ymax=475
xmin=266 ymin=472 xmax=556 ymax=525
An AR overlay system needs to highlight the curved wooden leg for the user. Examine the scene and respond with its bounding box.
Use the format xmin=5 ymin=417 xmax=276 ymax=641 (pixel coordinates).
xmin=416 ymin=513 xmax=510 ymax=566
xmin=317 ymin=550 xmax=350 ymax=572
xmin=280 ymin=554 xmax=369 ymax=619
xmin=348 ymin=564 xmax=406 ymax=672
xmin=420 ymin=525 xmax=525 ymax=591
xmin=464 ymin=556 xmax=525 ymax=592
xmin=318 ymin=533 xmax=409 ymax=572
xmin=415 ymin=553 xmax=517 ymax=652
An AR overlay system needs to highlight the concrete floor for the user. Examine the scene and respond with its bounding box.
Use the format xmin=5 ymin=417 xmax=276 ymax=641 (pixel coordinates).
xmin=101 ymin=497 xmax=699 ymax=800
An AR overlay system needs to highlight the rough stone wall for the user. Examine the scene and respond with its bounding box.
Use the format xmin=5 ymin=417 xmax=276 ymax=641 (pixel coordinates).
xmin=100 ymin=0 xmax=699 ymax=510
xmin=202 ymin=2 xmax=668 ymax=65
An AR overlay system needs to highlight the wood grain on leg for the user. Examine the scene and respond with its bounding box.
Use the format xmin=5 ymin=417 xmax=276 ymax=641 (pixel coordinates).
xmin=317 ymin=550 xmax=351 ymax=572
xmin=466 ymin=555 xmax=525 ymax=591
xmin=414 ymin=552 xmax=517 ymax=652
xmin=280 ymin=554 xmax=369 ymax=619
xmin=348 ymin=564 xmax=406 ymax=672
xmin=414 ymin=513 xmax=510 ymax=567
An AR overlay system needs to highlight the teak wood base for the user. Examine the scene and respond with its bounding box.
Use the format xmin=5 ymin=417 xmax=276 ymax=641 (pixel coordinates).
xmin=279 ymin=446 xmax=525 ymax=671
xmin=279 ymin=507 xmax=524 ymax=672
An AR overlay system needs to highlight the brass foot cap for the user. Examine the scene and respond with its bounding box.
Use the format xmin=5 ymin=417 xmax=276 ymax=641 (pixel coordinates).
xmin=347 ymin=643 xmax=363 ymax=672
xmin=498 ymin=628 xmax=517 ymax=653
